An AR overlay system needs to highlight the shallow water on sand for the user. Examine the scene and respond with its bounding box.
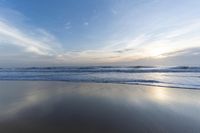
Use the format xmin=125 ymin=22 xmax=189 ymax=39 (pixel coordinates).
xmin=0 ymin=81 xmax=200 ymax=133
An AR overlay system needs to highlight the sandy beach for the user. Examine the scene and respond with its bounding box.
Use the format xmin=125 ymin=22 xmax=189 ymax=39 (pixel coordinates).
xmin=0 ymin=81 xmax=200 ymax=133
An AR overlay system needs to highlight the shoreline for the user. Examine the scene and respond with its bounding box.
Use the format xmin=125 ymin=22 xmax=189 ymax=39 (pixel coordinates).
xmin=0 ymin=80 xmax=198 ymax=90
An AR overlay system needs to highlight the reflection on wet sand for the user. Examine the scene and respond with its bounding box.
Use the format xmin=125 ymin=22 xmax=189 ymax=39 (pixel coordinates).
xmin=0 ymin=81 xmax=200 ymax=133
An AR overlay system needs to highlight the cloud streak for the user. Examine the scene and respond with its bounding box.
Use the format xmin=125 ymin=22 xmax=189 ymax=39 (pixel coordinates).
xmin=55 ymin=19 xmax=200 ymax=65
xmin=1 ymin=16 xmax=200 ymax=66
xmin=0 ymin=20 xmax=60 ymax=56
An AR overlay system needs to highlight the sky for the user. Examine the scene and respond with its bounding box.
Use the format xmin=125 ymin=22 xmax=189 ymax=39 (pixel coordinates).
xmin=0 ymin=0 xmax=200 ymax=67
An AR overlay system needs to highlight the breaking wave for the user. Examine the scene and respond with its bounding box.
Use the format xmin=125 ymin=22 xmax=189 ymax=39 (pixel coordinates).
xmin=0 ymin=66 xmax=200 ymax=89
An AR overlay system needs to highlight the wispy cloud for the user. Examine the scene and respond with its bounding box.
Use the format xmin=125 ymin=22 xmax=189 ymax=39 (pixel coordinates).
xmin=0 ymin=20 xmax=60 ymax=56
xmin=0 ymin=1 xmax=200 ymax=66
xmin=65 ymin=22 xmax=71 ymax=30
xmin=83 ymin=22 xmax=89 ymax=26
xmin=103 ymin=19 xmax=200 ymax=58
xmin=56 ymin=19 xmax=200 ymax=65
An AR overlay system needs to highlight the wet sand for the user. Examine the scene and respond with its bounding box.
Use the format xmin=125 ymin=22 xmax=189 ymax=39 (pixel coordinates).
xmin=0 ymin=81 xmax=200 ymax=133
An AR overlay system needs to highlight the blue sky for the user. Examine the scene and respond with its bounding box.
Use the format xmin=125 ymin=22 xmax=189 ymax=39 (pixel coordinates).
xmin=0 ymin=0 xmax=200 ymax=66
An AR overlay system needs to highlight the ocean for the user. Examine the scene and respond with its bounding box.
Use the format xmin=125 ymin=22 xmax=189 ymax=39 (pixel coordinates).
xmin=0 ymin=66 xmax=200 ymax=89
xmin=0 ymin=66 xmax=200 ymax=132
